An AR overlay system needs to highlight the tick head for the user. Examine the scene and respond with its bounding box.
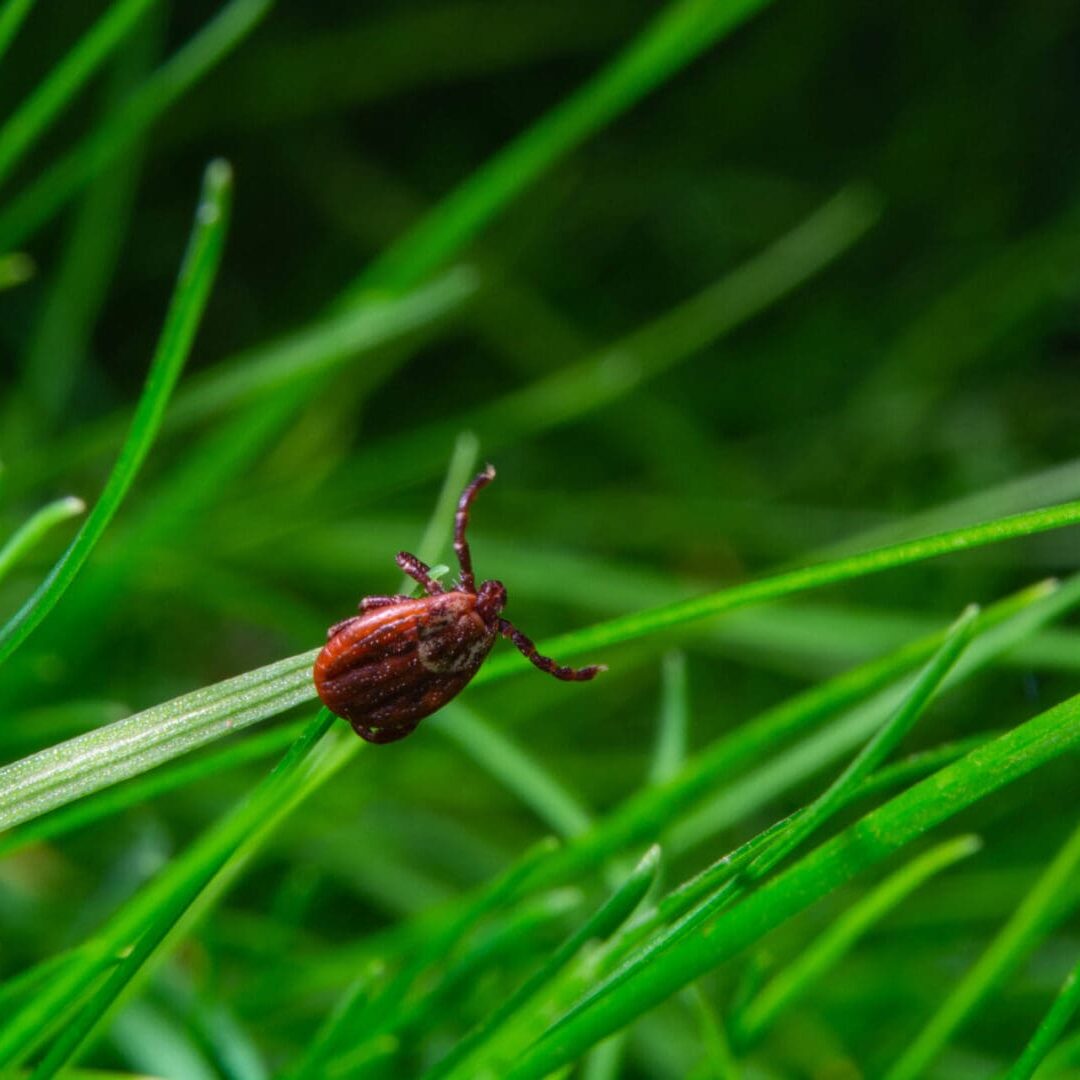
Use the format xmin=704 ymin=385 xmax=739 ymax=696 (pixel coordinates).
xmin=476 ymin=579 xmax=507 ymax=624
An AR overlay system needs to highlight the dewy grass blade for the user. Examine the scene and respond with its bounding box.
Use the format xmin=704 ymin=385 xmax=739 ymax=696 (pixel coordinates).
xmin=344 ymin=0 xmax=775 ymax=298
xmin=0 ymin=719 xmax=307 ymax=858
xmin=0 ymin=649 xmax=316 ymax=831
xmin=0 ymin=496 xmax=85 ymax=583
xmin=733 ymin=835 xmax=982 ymax=1046
xmin=885 ymin=818 xmax=1080 ymax=1080
xmin=745 ymin=605 xmax=979 ymax=880
xmin=502 ymin=694 xmax=1080 ymax=1078
xmin=1002 ymin=956 xmax=1080 ymax=1080
xmin=0 ymin=159 xmax=231 ymax=668
xmin=0 ymin=0 xmax=155 ymax=188
xmin=0 ymin=0 xmax=269 ymax=251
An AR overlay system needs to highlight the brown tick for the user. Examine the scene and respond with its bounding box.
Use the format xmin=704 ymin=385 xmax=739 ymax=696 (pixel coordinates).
xmin=313 ymin=465 xmax=606 ymax=743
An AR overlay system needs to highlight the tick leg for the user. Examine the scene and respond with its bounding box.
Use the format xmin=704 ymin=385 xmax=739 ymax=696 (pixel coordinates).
xmin=455 ymin=464 xmax=496 ymax=593
xmin=498 ymin=618 xmax=606 ymax=681
xmin=396 ymin=551 xmax=445 ymax=595
xmin=327 ymin=615 xmax=364 ymax=641
xmin=359 ymin=594 xmax=411 ymax=612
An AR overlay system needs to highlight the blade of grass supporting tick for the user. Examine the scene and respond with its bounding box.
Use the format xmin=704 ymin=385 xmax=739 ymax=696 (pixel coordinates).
xmin=1002 ymin=956 xmax=1080 ymax=1080
xmin=745 ymin=605 xmax=980 ymax=880
xmin=0 ymin=158 xmax=231 ymax=667
xmin=0 ymin=0 xmax=269 ymax=251
xmin=500 ymin=691 xmax=1080 ymax=1079
xmin=0 ymin=0 xmax=155 ymax=188
xmin=0 ymin=497 xmax=84 ymax=583
xmin=344 ymin=0 xmax=775 ymax=298
xmin=429 ymin=846 xmax=660 ymax=1080
xmin=884 ymin=818 xmax=1080 ymax=1080
xmin=435 ymin=702 xmax=593 ymax=839
xmin=0 ymin=719 xmax=308 ymax=859
xmin=734 ymin=835 xmax=982 ymax=1046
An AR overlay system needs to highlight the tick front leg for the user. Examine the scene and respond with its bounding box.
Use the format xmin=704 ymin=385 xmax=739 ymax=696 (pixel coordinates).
xmin=498 ymin=618 xmax=606 ymax=681
xmin=396 ymin=551 xmax=445 ymax=595
xmin=454 ymin=464 xmax=496 ymax=592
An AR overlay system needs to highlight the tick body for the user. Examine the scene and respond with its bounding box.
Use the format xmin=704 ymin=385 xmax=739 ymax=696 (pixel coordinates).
xmin=314 ymin=466 xmax=605 ymax=743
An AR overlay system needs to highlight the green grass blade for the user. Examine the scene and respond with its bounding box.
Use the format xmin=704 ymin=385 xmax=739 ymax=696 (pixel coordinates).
xmin=0 ymin=496 xmax=84 ymax=583
xmin=0 ymin=0 xmax=155 ymax=188
xmin=686 ymin=984 xmax=740 ymax=1080
xmin=476 ymin=499 xmax=1080 ymax=679
xmin=344 ymin=0 xmax=775 ymax=297
xmin=1003 ymin=957 xmax=1080 ymax=1080
xmin=746 ymin=605 xmax=979 ymax=879
xmin=431 ymin=846 xmax=661 ymax=1080
xmin=536 ymin=578 xmax=1060 ymax=883
xmin=885 ymin=818 xmax=1080 ymax=1080
xmin=734 ymin=835 xmax=982 ymax=1045
xmin=648 ymin=651 xmax=689 ymax=785
xmin=0 ymin=0 xmax=37 ymax=62
xmin=0 ymin=649 xmax=317 ymax=831
xmin=435 ymin=703 xmax=593 ymax=838
xmin=502 ymin=693 xmax=1080 ymax=1077
xmin=0 ymin=0 xmax=269 ymax=251
xmin=0 ymin=159 xmax=230 ymax=667
xmin=0 ymin=720 xmax=307 ymax=858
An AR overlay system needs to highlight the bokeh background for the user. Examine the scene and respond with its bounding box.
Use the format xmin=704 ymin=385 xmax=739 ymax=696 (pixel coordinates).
xmin=2 ymin=2 xmax=1080 ymax=1077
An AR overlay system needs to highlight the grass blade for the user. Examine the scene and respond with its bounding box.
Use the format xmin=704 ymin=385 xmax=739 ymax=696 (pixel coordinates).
xmin=431 ymin=846 xmax=661 ymax=1080
xmin=0 ymin=0 xmax=155 ymax=188
xmin=734 ymin=835 xmax=982 ymax=1045
xmin=1002 ymin=956 xmax=1080 ymax=1080
xmin=0 ymin=0 xmax=269 ymax=250
xmin=0 ymin=496 xmax=85 ymax=583
xmin=0 ymin=158 xmax=231 ymax=667
xmin=885 ymin=818 xmax=1080 ymax=1080
xmin=746 ymin=605 xmax=979 ymax=879
xmin=435 ymin=702 xmax=593 ymax=838
xmin=503 ymin=692 xmax=1080 ymax=1077
xmin=648 ymin=651 xmax=688 ymax=786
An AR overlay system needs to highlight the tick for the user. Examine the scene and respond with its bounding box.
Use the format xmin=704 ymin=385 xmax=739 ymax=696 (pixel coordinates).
xmin=313 ymin=465 xmax=606 ymax=743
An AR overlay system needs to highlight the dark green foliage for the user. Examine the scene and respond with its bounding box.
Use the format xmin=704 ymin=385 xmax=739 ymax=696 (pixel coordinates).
xmin=1 ymin=3 xmax=1078 ymax=1077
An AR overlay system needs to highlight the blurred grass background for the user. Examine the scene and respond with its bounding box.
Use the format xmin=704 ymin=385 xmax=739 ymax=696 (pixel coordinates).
xmin=1 ymin=2 xmax=1080 ymax=1077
